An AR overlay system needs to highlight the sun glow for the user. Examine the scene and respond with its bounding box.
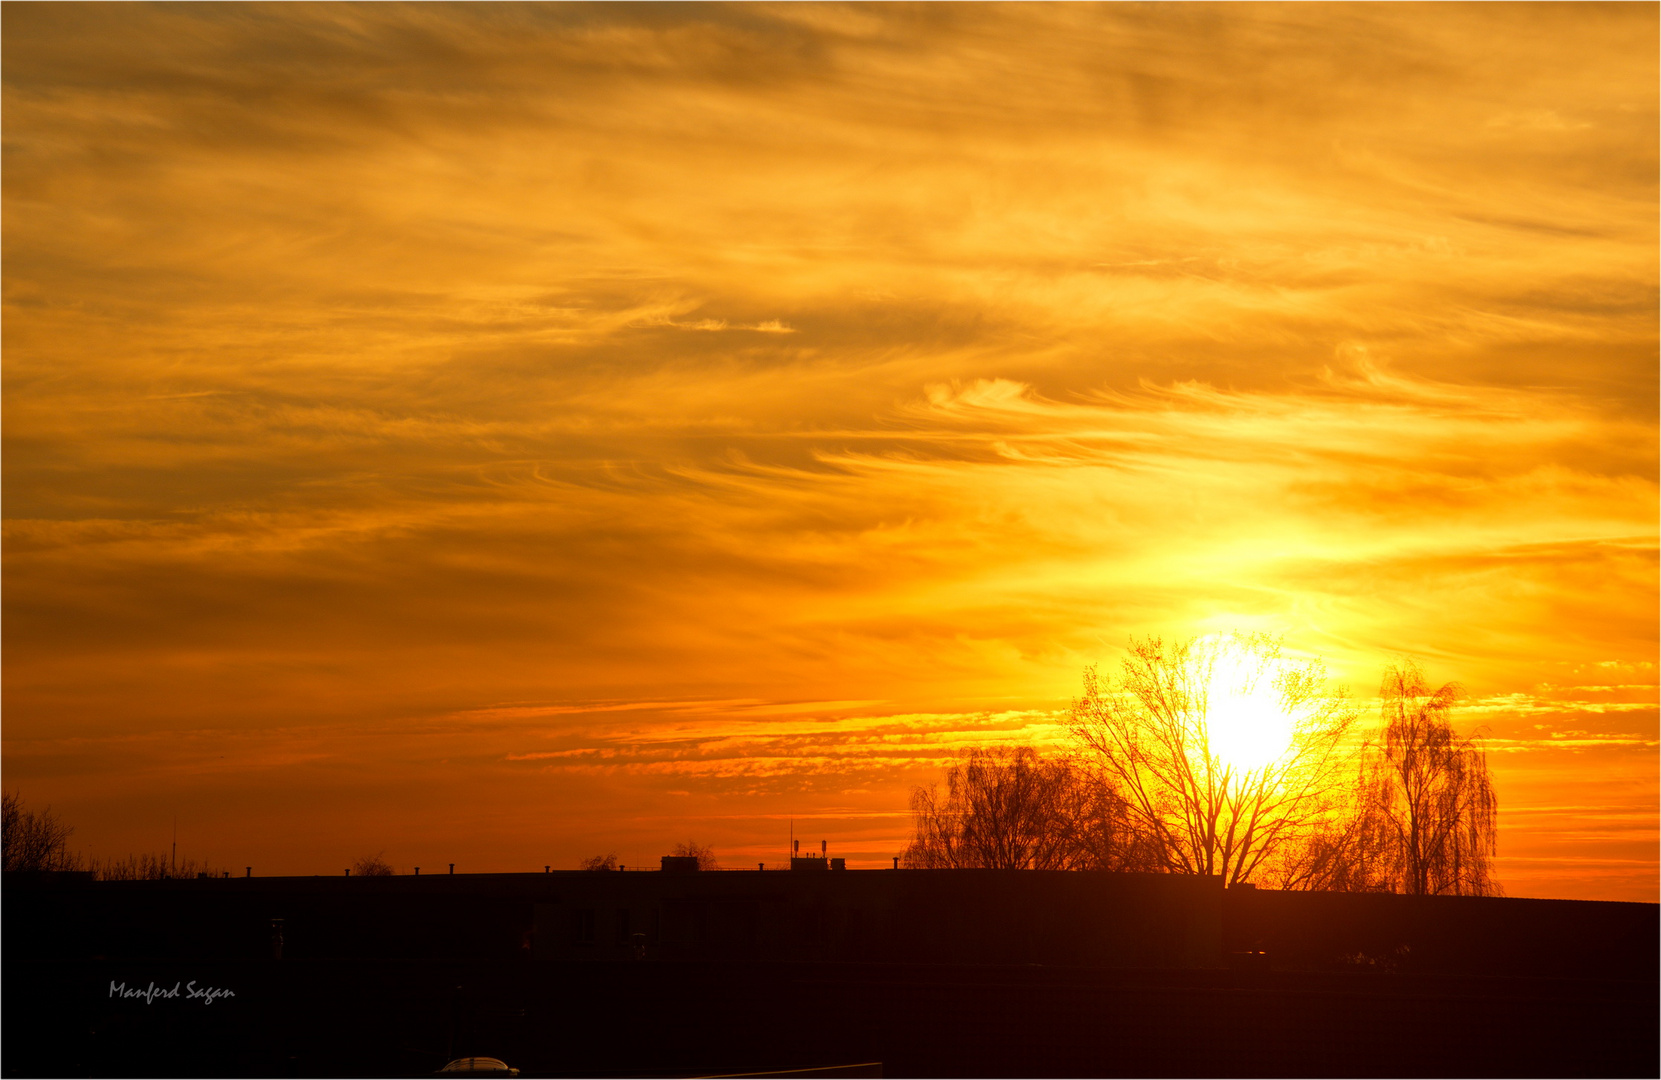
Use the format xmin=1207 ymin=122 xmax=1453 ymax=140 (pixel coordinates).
xmin=1202 ymin=643 xmax=1297 ymax=775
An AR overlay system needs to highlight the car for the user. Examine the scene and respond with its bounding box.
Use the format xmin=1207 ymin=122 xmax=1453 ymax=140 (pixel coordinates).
xmin=436 ymin=1056 xmax=519 ymax=1076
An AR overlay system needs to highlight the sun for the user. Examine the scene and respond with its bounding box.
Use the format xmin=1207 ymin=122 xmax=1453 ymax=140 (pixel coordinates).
xmin=1201 ymin=641 xmax=1296 ymax=775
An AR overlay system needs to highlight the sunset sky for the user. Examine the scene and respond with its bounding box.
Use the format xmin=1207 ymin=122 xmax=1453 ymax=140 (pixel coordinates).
xmin=4 ymin=3 xmax=1655 ymax=900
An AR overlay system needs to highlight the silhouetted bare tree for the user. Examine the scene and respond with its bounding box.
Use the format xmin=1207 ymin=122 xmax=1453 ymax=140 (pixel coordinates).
xmin=1356 ymin=662 xmax=1500 ymax=896
xmin=579 ymin=852 xmax=619 ymax=871
xmin=351 ymin=851 xmax=396 ymax=877
xmin=1069 ymin=633 xmax=1361 ymax=886
xmin=671 ymin=840 xmax=718 ymax=870
xmin=1058 ymin=759 xmax=1166 ymax=872
xmin=1258 ymin=786 xmax=1389 ymax=894
xmin=904 ymin=746 xmax=1157 ymax=871
xmin=2 ymin=792 xmax=79 ymax=872
xmin=2 ymin=794 xmax=239 ymax=880
xmin=87 ymin=852 xmax=224 ymax=880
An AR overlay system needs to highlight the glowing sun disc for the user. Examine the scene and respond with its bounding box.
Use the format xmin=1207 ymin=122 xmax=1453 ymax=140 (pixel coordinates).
xmin=1204 ymin=647 xmax=1295 ymax=774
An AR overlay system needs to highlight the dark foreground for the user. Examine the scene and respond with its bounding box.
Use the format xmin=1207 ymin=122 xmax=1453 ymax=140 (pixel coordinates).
xmin=4 ymin=869 xmax=1655 ymax=1077
xmin=7 ymin=957 xmax=1656 ymax=1078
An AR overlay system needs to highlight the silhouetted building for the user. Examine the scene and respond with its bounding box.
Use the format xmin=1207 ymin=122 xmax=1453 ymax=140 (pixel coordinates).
xmin=4 ymin=870 xmax=1654 ymax=1078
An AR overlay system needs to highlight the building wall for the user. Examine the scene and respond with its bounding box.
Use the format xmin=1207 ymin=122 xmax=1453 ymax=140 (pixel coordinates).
xmin=6 ymin=868 xmax=1654 ymax=979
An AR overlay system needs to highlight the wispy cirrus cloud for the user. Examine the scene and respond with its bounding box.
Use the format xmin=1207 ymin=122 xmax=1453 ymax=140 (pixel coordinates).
xmin=3 ymin=3 xmax=1652 ymax=895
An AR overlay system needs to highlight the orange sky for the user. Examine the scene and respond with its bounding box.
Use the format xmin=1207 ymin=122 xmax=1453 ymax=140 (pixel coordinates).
xmin=4 ymin=3 xmax=1655 ymax=900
